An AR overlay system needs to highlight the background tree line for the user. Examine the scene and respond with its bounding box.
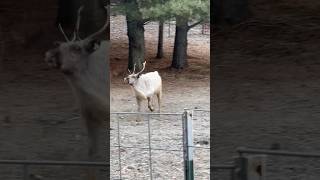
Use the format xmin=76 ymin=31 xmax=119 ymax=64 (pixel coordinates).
xmin=55 ymin=0 xmax=210 ymax=71
xmin=114 ymin=0 xmax=210 ymax=71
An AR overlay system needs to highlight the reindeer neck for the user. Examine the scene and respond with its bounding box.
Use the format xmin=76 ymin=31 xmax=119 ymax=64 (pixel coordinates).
xmin=67 ymin=41 xmax=109 ymax=105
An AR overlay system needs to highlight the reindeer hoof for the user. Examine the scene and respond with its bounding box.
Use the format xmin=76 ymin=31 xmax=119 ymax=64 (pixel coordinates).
xmin=149 ymin=106 xmax=155 ymax=112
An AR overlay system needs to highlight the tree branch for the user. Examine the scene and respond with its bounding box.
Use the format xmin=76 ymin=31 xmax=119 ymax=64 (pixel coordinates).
xmin=143 ymin=20 xmax=151 ymax=25
xmin=188 ymin=19 xmax=204 ymax=30
xmin=143 ymin=18 xmax=152 ymax=23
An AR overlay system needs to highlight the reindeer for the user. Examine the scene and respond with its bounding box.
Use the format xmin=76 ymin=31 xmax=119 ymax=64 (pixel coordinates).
xmin=124 ymin=61 xmax=162 ymax=113
xmin=44 ymin=6 xmax=109 ymax=180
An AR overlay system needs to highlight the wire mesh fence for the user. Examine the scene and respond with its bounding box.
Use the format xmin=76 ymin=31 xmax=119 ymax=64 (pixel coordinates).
xmin=110 ymin=109 xmax=210 ymax=180
xmin=237 ymin=147 xmax=320 ymax=179
xmin=211 ymin=164 xmax=236 ymax=180
xmin=0 ymin=109 xmax=209 ymax=180
xmin=192 ymin=109 xmax=210 ymax=179
xmin=166 ymin=20 xmax=210 ymax=37
xmin=0 ymin=160 xmax=108 ymax=180
xmin=212 ymin=147 xmax=320 ymax=180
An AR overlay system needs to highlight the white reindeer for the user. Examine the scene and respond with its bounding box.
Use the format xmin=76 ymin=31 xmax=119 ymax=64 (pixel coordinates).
xmin=44 ymin=5 xmax=109 ymax=180
xmin=124 ymin=61 xmax=162 ymax=113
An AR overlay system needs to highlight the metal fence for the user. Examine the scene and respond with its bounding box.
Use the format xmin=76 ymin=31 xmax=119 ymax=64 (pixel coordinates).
xmin=212 ymin=164 xmax=236 ymax=180
xmin=0 ymin=109 xmax=209 ymax=180
xmin=110 ymin=109 xmax=210 ymax=180
xmin=212 ymin=147 xmax=320 ymax=180
xmin=167 ymin=20 xmax=210 ymax=37
xmin=0 ymin=160 xmax=108 ymax=180
xmin=201 ymin=23 xmax=210 ymax=35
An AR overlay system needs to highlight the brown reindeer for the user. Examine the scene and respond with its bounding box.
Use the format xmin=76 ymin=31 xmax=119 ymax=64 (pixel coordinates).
xmin=44 ymin=6 xmax=109 ymax=180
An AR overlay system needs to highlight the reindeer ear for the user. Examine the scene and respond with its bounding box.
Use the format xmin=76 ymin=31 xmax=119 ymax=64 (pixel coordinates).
xmin=84 ymin=39 xmax=101 ymax=54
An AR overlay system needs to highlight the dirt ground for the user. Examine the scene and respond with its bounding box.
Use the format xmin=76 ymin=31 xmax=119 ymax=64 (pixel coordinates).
xmin=213 ymin=0 xmax=320 ymax=179
xmin=0 ymin=14 xmax=210 ymax=180
xmin=109 ymin=16 xmax=210 ymax=179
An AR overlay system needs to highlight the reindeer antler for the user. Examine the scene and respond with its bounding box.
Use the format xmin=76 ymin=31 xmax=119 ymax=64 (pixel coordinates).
xmin=58 ymin=5 xmax=109 ymax=42
xmin=136 ymin=61 xmax=146 ymax=75
xmin=85 ymin=5 xmax=109 ymax=40
xmin=72 ymin=5 xmax=84 ymax=41
xmin=86 ymin=19 xmax=109 ymax=40
xmin=58 ymin=23 xmax=70 ymax=42
xmin=133 ymin=63 xmax=136 ymax=73
xmin=128 ymin=63 xmax=136 ymax=74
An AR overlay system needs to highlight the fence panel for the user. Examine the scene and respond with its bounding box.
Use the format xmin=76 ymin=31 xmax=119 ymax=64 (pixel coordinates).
xmin=0 ymin=109 xmax=210 ymax=180
xmin=110 ymin=109 xmax=210 ymax=180
xmin=192 ymin=109 xmax=210 ymax=180
xmin=166 ymin=20 xmax=210 ymax=37
xmin=110 ymin=112 xmax=184 ymax=180
xmin=237 ymin=147 xmax=320 ymax=180
xmin=0 ymin=160 xmax=108 ymax=180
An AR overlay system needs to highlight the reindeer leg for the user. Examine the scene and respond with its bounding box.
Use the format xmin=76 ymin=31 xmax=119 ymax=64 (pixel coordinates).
xmin=86 ymin=120 xmax=98 ymax=180
xmin=136 ymin=97 xmax=141 ymax=112
xmin=136 ymin=97 xmax=143 ymax=122
xmin=157 ymin=92 xmax=161 ymax=113
xmin=147 ymin=97 xmax=154 ymax=112
xmin=86 ymin=117 xmax=106 ymax=180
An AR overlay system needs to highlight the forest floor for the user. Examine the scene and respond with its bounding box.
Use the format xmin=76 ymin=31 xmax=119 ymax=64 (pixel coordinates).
xmin=0 ymin=14 xmax=210 ymax=180
xmin=213 ymin=0 xmax=320 ymax=179
xmin=109 ymin=15 xmax=210 ymax=179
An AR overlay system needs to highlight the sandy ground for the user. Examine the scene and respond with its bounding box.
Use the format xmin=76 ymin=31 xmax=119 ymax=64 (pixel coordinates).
xmin=0 ymin=47 xmax=103 ymax=179
xmin=110 ymin=15 xmax=210 ymax=179
xmin=213 ymin=0 xmax=320 ymax=179
xmin=0 ymin=14 xmax=210 ymax=179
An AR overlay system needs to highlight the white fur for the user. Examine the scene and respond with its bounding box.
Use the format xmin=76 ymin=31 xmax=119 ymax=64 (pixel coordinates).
xmin=126 ymin=70 xmax=162 ymax=112
xmin=133 ymin=71 xmax=162 ymax=99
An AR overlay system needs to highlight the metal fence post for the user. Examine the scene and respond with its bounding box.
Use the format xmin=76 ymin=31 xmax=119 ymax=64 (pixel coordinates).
xmin=168 ymin=20 xmax=171 ymax=37
xmin=234 ymin=156 xmax=247 ymax=180
xmin=0 ymin=30 xmax=4 ymax=72
xmin=202 ymin=24 xmax=205 ymax=35
xmin=234 ymin=155 xmax=266 ymax=180
xmin=117 ymin=114 xmax=122 ymax=180
xmin=147 ymin=114 xmax=153 ymax=180
xmin=23 ymin=164 xmax=29 ymax=180
xmin=183 ymin=109 xmax=194 ymax=180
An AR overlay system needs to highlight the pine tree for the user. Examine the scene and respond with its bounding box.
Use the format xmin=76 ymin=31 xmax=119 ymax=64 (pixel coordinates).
xmin=142 ymin=0 xmax=210 ymax=69
xmin=117 ymin=0 xmax=209 ymax=70
xmin=115 ymin=0 xmax=154 ymax=71
xmin=213 ymin=0 xmax=248 ymax=25
xmin=156 ymin=20 xmax=164 ymax=59
xmin=56 ymin=0 xmax=108 ymax=39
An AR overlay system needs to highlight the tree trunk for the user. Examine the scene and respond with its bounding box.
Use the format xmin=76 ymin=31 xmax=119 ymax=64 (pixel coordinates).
xmin=56 ymin=0 xmax=80 ymax=38
xmin=171 ymin=17 xmax=188 ymax=69
xmin=156 ymin=20 xmax=164 ymax=59
xmin=213 ymin=0 xmax=249 ymax=25
xmin=56 ymin=0 xmax=108 ymax=40
xmin=81 ymin=0 xmax=108 ymax=40
xmin=125 ymin=0 xmax=145 ymax=71
xmin=56 ymin=0 xmax=78 ymax=26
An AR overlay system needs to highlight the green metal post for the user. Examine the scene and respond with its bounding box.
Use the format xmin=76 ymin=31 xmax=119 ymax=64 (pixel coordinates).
xmin=183 ymin=109 xmax=194 ymax=180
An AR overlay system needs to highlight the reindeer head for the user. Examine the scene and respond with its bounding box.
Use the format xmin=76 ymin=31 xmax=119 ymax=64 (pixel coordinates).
xmin=45 ymin=6 xmax=109 ymax=75
xmin=124 ymin=61 xmax=146 ymax=86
